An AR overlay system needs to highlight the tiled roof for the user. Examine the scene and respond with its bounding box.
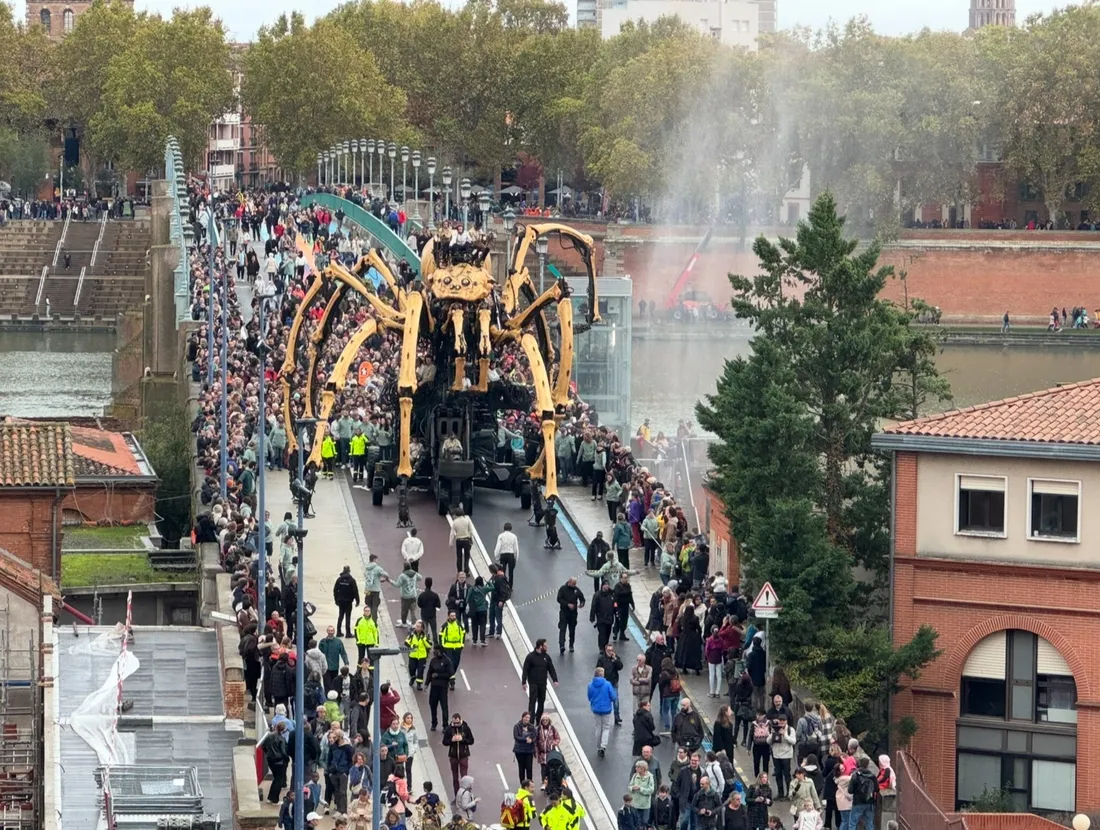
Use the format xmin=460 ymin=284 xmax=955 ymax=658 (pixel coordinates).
xmin=0 ymin=547 xmax=60 ymax=606
xmin=0 ymin=423 xmax=75 ymax=487
xmin=70 ymin=426 xmax=143 ymax=477
xmin=884 ymin=378 xmax=1100 ymax=445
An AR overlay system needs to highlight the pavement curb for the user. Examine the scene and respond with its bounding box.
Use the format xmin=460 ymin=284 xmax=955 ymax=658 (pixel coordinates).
xmin=337 ymin=475 xmax=453 ymax=824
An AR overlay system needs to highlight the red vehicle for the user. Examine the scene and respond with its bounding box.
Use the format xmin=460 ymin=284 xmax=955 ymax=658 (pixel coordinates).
xmin=663 ymin=229 xmax=733 ymax=321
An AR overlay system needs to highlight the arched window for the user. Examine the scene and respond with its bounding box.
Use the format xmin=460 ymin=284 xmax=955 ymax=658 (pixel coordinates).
xmin=39 ymin=8 xmax=51 ymax=34
xmin=957 ymin=630 xmax=1077 ymax=813
xmin=63 ymin=8 xmax=74 ymax=33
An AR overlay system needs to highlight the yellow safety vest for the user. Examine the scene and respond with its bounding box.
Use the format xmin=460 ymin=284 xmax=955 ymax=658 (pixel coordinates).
xmin=321 ymin=437 xmax=336 ymax=458
xmin=440 ymin=621 xmax=465 ymax=651
xmin=350 ymin=434 xmax=367 ymax=456
xmin=538 ymin=805 xmax=574 ymax=830
xmin=355 ymin=616 xmax=379 ymax=647
xmin=404 ymin=632 xmax=429 ymax=659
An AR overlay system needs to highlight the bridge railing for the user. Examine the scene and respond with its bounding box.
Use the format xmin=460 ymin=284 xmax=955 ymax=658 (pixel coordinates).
xmin=164 ymin=138 xmax=193 ymax=323
xmin=304 ymin=191 xmax=421 ymax=274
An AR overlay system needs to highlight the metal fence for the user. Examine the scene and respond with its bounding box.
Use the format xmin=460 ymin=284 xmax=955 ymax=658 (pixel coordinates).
xmin=164 ymin=137 xmax=193 ymax=323
xmin=897 ymin=750 xmax=967 ymax=830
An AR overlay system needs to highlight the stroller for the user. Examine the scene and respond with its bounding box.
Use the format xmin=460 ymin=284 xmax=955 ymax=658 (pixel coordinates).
xmin=543 ymin=499 xmax=561 ymax=550
xmin=543 ymin=748 xmax=570 ymax=796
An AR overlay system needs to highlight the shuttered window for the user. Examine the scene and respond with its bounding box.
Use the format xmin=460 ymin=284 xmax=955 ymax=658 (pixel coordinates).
xmin=964 ymin=631 xmax=1007 ymax=679
xmin=959 ymin=475 xmax=1006 ymax=492
xmin=1037 ymin=638 xmax=1071 ymax=676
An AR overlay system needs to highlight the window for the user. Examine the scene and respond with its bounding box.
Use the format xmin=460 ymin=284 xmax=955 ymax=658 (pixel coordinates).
xmin=39 ymin=8 xmax=51 ymax=33
xmin=956 ymin=475 xmax=1006 ymax=536
xmin=957 ymin=630 xmax=1077 ymax=814
xmin=1019 ymin=183 xmax=1041 ymax=201
xmin=1028 ymin=479 xmax=1080 ymax=542
xmin=63 ymin=8 xmax=74 ymax=32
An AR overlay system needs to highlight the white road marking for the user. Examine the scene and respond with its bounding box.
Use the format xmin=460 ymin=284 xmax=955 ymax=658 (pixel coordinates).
xmin=496 ymin=763 xmax=509 ymax=790
xmin=460 ymin=669 xmax=471 ymax=691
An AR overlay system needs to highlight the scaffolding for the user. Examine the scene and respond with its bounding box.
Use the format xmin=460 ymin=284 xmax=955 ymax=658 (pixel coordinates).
xmin=0 ymin=594 xmax=41 ymax=830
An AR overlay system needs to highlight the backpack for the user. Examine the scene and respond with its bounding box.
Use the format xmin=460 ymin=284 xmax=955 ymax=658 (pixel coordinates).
xmin=264 ymin=733 xmax=288 ymax=764
xmin=668 ymin=674 xmax=682 ymax=694
xmin=853 ymin=771 xmax=878 ymax=805
xmin=753 ymin=720 xmax=771 ymax=745
xmin=495 ymin=576 xmax=513 ymax=602
xmin=500 ymin=799 xmax=525 ymax=828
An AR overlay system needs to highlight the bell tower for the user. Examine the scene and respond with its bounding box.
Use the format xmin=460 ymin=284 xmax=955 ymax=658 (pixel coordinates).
xmin=27 ymin=0 xmax=135 ymax=40
xmin=969 ymin=0 xmax=1016 ymax=29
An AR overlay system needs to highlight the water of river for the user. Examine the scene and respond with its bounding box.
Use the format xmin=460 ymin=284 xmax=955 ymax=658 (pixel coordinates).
xmin=630 ymin=335 xmax=1100 ymax=437
xmin=0 ymin=331 xmax=116 ymax=418
xmin=2 ymin=330 xmax=1097 ymax=436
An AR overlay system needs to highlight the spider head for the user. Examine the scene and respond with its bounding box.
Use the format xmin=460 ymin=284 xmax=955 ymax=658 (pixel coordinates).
xmin=431 ymin=263 xmax=493 ymax=303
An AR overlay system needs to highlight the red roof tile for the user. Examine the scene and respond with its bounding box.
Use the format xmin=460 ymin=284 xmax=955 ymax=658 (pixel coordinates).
xmin=69 ymin=426 xmax=142 ymax=477
xmin=0 ymin=423 xmax=75 ymax=487
xmin=0 ymin=547 xmax=60 ymax=605
xmin=884 ymin=378 xmax=1100 ymax=445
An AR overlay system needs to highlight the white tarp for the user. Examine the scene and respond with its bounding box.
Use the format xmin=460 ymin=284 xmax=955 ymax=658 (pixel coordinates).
xmin=68 ymin=624 xmax=139 ymax=766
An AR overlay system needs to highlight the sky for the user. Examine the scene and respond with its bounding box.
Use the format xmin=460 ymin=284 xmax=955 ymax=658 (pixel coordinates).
xmin=8 ymin=0 xmax=1070 ymax=42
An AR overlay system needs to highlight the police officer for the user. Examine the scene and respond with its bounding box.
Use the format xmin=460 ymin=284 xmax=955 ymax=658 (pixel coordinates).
xmin=555 ymin=577 xmax=586 ymax=655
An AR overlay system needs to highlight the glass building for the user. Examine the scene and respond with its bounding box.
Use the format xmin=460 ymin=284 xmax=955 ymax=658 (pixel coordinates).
xmin=564 ymin=276 xmax=633 ymax=432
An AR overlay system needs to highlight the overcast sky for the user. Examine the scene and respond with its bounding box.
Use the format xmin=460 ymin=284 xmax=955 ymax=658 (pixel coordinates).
xmin=10 ymin=0 xmax=1070 ymax=43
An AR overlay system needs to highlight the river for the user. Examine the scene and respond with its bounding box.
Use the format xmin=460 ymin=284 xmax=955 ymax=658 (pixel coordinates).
xmin=0 ymin=331 xmax=116 ymax=418
xmin=1 ymin=330 xmax=1097 ymax=436
xmin=630 ymin=334 xmax=1100 ymax=438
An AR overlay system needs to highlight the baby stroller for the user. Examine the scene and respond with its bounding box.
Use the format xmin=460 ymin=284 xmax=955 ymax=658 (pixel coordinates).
xmin=543 ymin=499 xmax=561 ymax=549
xmin=543 ymin=748 xmax=570 ymax=796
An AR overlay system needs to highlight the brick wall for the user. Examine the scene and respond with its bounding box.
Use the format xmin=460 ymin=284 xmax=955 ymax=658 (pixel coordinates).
xmin=891 ymin=450 xmax=1100 ymax=813
xmin=704 ymin=487 xmax=741 ymax=579
xmin=0 ymin=493 xmax=62 ymax=578
xmin=64 ymin=484 xmax=156 ymax=525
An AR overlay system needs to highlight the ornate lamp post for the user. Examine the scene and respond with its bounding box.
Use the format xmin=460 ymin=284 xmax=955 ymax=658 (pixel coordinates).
xmin=442 ymin=166 xmax=453 ymax=222
xmin=459 ymin=177 xmax=472 ymax=228
xmin=376 ymin=139 xmax=386 ymax=197
xmin=477 ymin=190 xmax=490 ymax=231
xmin=400 ymin=146 xmax=409 ymax=207
xmin=387 ymin=141 xmax=397 ymax=202
xmin=536 ymin=234 xmax=549 ymax=293
xmin=427 ymin=156 xmax=437 ymax=229
xmin=366 ymin=139 xmax=376 ymax=194
xmin=351 ymin=139 xmax=360 ymax=186
xmin=323 ymin=151 xmax=330 ymax=186
xmin=411 ymin=151 xmax=421 ymax=221
xmin=342 ymin=140 xmax=350 ymax=184
xmin=503 ymin=206 xmax=516 ymax=268
xmin=360 ymin=138 xmax=367 ymax=189
xmin=316 ymin=152 xmax=322 ymax=187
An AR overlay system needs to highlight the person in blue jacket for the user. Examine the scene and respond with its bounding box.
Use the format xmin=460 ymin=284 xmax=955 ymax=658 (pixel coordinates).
xmin=587 ymin=667 xmax=618 ymax=758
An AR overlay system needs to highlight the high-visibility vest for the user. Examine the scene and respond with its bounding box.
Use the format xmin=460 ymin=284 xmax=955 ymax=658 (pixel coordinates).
xmin=440 ymin=621 xmax=465 ymax=650
xmin=321 ymin=437 xmax=336 ymax=458
xmin=404 ymin=632 xmax=429 ymax=659
xmin=350 ymin=434 xmax=367 ymax=456
xmin=355 ymin=616 xmax=379 ymax=647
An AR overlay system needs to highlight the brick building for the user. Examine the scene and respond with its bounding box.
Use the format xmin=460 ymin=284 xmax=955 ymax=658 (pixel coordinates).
xmin=0 ymin=422 xmax=75 ymax=580
xmin=26 ymin=0 xmax=133 ymax=39
xmin=872 ymin=379 xmax=1100 ymax=817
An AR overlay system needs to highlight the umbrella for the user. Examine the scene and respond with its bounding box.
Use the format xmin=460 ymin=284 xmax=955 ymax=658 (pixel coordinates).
xmin=421 ymin=186 xmax=441 ymax=194
xmin=470 ymin=184 xmax=493 ymax=195
xmin=549 ymin=185 xmax=573 ymax=197
xmin=500 ymin=185 xmax=524 ymax=196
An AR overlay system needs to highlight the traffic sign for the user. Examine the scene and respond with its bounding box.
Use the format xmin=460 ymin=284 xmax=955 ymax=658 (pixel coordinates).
xmin=752 ymin=581 xmax=782 ymax=619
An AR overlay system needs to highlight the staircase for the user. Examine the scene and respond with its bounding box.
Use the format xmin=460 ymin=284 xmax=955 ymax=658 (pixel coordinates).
xmin=73 ymin=221 xmax=151 ymax=319
xmin=0 ymin=221 xmax=63 ymax=316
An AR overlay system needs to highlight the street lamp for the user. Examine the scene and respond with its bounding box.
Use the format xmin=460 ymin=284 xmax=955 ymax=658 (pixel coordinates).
xmin=366 ymin=139 xmax=375 ymax=194
xmin=536 ymin=234 xmax=549 ymax=294
xmin=254 ymin=280 xmax=276 ymax=627
xmin=387 ymin=142 xmax=397 ymax=203
xmin=400 ymin=146 xmax=409 ymax=209
xmin=316 ymin=153 xmax=322 ymax=189
xmin=442 ymin=166 xmax=453 ymax=222
xmin=411 ymin=151 xmax=421 ymax=221
xmin=369 ymin=647 xmax=403 ymax=830
xmin=477 ymin=190 xmax=490 ymax=231
xmin=288 ymin=417 xmax=314 ymax=830
xmin=351 ymin=140 xmax=360 ymax=187
xmin=459 ymin=177 xmax=472 ymax=228
xmin=427 ymin=156 xmax=437 ymax=229
xmin=322 ymin=151 xmax=330 ymax=187
xmin=376 ymin=139 xmax=386 ymax=198
xmin=503 ymin=206 xmax=516 ymax=270
xmin=216 ymin=215 xmax=229 ymax=502
xmin=205 ymin=209 xmax=217 ymax=388
xmin=343 ymin=141 xmax=351 ymax=184
xmin=360 ymin=138 xmax=367 ymax=190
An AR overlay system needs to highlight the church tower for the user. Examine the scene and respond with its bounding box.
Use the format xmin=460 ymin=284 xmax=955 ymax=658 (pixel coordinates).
xmin=26 ymin=0 xmax=134 ymax=40
xmin=969 ymin=0 xmax=1015 ymax=29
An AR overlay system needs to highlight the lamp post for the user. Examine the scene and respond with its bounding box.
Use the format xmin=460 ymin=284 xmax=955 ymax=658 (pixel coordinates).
xmin=442 ymin=166 xmax=453 ymax=222
xmin=342 ymin=141 xmax=350 ymax=185
xmin=536 ymin=234 xmax=549 ymax=294
xmin=289 ymin=417 xmax=314 ymax=830
xmin=387 ymin=142 xmax=397 ymax=203
xmin=322 ymin=152 xmax=329 ymax=187
xmin=411 ymin=151 xmax=421 ymax=222
xmin=330 ymin=146 xmax=337 ymax=185
xmin=366 ymin=140 xmax=375 ymax=195
xmin=427 ymin=157 xmax=437 ymax=229
xmin=316 ymin=153 xmax=322 ymax=189
xmin=351 ymin=140 xmax=359 ymax=187
xmin=400 ymin=146 xmax=409 ymax=209
xmin=459 ymin=177 xmax=472 ymax=229
xmin=370 ymin=647 xmax=403 ymax=830
xmin=503 ymin=207 xmax=516 ymax=270
xmin=206 ymin=210 xmax=217 ymax=388
xmin=217 ymin=216 xmax=228 ymax=502
xmin=376 ymin=139 xmax=386 ymax=199
xmin=360 ymin=138 xmax=367 ymax=191
xmin=254 ymin=282 xmax=276 ymax=626
xmin=477 ymin=190 xmax=490 ymax=232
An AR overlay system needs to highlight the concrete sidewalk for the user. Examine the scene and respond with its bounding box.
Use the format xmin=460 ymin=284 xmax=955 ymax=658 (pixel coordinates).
xmin=246 ymin=470 xmax=453 ymax=826
xmin=556 ymin=487 xmax=767 ymax=799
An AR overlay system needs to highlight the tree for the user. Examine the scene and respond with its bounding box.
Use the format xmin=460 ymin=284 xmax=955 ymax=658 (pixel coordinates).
xmin=0 ymin=5 xmax=52 ymax=133
xmin=241 ymin=14 xmax=409 ymax=175
xmin=0 ymin=129 xmax=49 ymax=197
xmin=58 ymin=5 xmax=234 ymax=174
xmin=696 ymin=192 xmax=944 ymax=740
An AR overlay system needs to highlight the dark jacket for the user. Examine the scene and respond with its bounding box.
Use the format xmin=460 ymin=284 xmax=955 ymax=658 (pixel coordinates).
xmin=746 ymin=784 xmax=772 ymax=828
xmin=333 ymin=573 xmax=360 ymax=605
xmin=632 ymin=707 xmax=658 ymax=755
xmin=556 ymin=583 xmax=586 ymax=620
xmin=327 ymin=740 xmax=354 ymax=775
xmin=692 ymin=788 xmax=723 ymax=829
xmin=590 ymin=590 xmax=616 ymax=625
xmin=651 ymin=796 xmax=675 ymax=828
xmin=522 ymin=650 xmax=559 ymax=687
xmin=513 ymin=720 xmax=537 ymax=755
xmin=745 ymin=642 xmax=766 ymax=687
xmin=425 ymin=654 xmax=454 ymax=688
xmin=672 ymin=709 xmax=705 ymax=751
xmin=673 ymin=765 xmax=701 ymax=813
xmin=586 ymin=537 xmax=610 ymax=570
xmin=442 ymin=721 xmax=474 ymax=759
xmin=270 ymin=659 xmax=294 ymax=698
xmin=418 ymin=589 xmax=441 ymax=619
xmin=597 ymin=652 xmax=624 ymax=687
xmin=612 ymin=582 xmax=635 ymax=614
xmin=288 ymin=728 xmax=319 ymax=767
xmin=446 ymin=580 xmax=470 ymax=614
xmin=722 ymin=803 xmax=749 ymax=830
xmin=618 ymin=805 xmax=643 ymax=830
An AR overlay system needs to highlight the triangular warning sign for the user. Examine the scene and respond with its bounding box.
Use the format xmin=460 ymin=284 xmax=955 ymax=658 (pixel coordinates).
xmin=752 ymin=581 xmax=781 ymax=611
